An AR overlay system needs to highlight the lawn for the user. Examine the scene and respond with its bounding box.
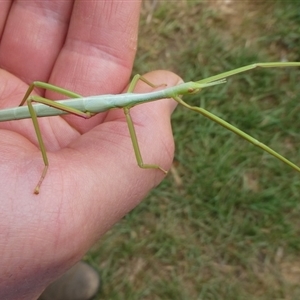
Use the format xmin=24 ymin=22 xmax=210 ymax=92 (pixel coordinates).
xmin=89 ymin=1 xmax=300 ymax=299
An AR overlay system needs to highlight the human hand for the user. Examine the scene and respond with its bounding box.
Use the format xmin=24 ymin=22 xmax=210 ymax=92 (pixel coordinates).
xmin=0 ymin=1 xmax=179 ymax=299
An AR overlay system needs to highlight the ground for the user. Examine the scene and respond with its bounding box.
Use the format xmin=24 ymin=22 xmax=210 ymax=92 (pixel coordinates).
xmin=87 ymin=1 xmax=300 ymax=299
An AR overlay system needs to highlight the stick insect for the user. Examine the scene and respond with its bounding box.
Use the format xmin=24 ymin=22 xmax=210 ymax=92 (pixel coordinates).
xmin=0 ymin=62 xmax=299 ymax=194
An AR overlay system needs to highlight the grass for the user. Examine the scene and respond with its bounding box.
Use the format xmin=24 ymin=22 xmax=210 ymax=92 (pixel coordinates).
xmin=88 ymin=1 xmax=300 ymax=299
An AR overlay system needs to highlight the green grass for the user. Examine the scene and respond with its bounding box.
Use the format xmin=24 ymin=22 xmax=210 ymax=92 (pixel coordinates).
xmin=88 ymin=1 xmax=300 ymax=299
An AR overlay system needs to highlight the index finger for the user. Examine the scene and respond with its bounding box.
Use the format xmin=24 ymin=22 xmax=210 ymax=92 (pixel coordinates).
xmin=50 ymin=1 xmax=141 ymax=96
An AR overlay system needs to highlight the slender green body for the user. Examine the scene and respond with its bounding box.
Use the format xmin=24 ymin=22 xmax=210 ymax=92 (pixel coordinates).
xmin=1 ymin=62 xmax=299 ymax=193
xmin=0 ymin=82 xmax=215 ymax=121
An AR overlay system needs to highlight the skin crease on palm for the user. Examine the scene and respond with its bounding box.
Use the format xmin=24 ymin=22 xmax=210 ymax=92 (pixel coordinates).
xmin=0 ymin=1 xmax=180 ymax=299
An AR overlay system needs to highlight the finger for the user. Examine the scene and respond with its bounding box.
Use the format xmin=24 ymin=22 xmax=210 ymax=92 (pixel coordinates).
xmin=48 ymin=0 xmax=142 ymax=132
xmin=0 ymin=0 xmax=74 ymax=83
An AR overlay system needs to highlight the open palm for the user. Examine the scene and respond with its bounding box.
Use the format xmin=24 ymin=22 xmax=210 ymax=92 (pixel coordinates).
xmin=0 ymin=2 xmax=178 ymax=299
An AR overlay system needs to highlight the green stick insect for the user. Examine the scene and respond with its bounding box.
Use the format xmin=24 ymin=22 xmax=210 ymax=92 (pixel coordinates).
xmin=0 ymin=62 xmax=299 ymax=194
